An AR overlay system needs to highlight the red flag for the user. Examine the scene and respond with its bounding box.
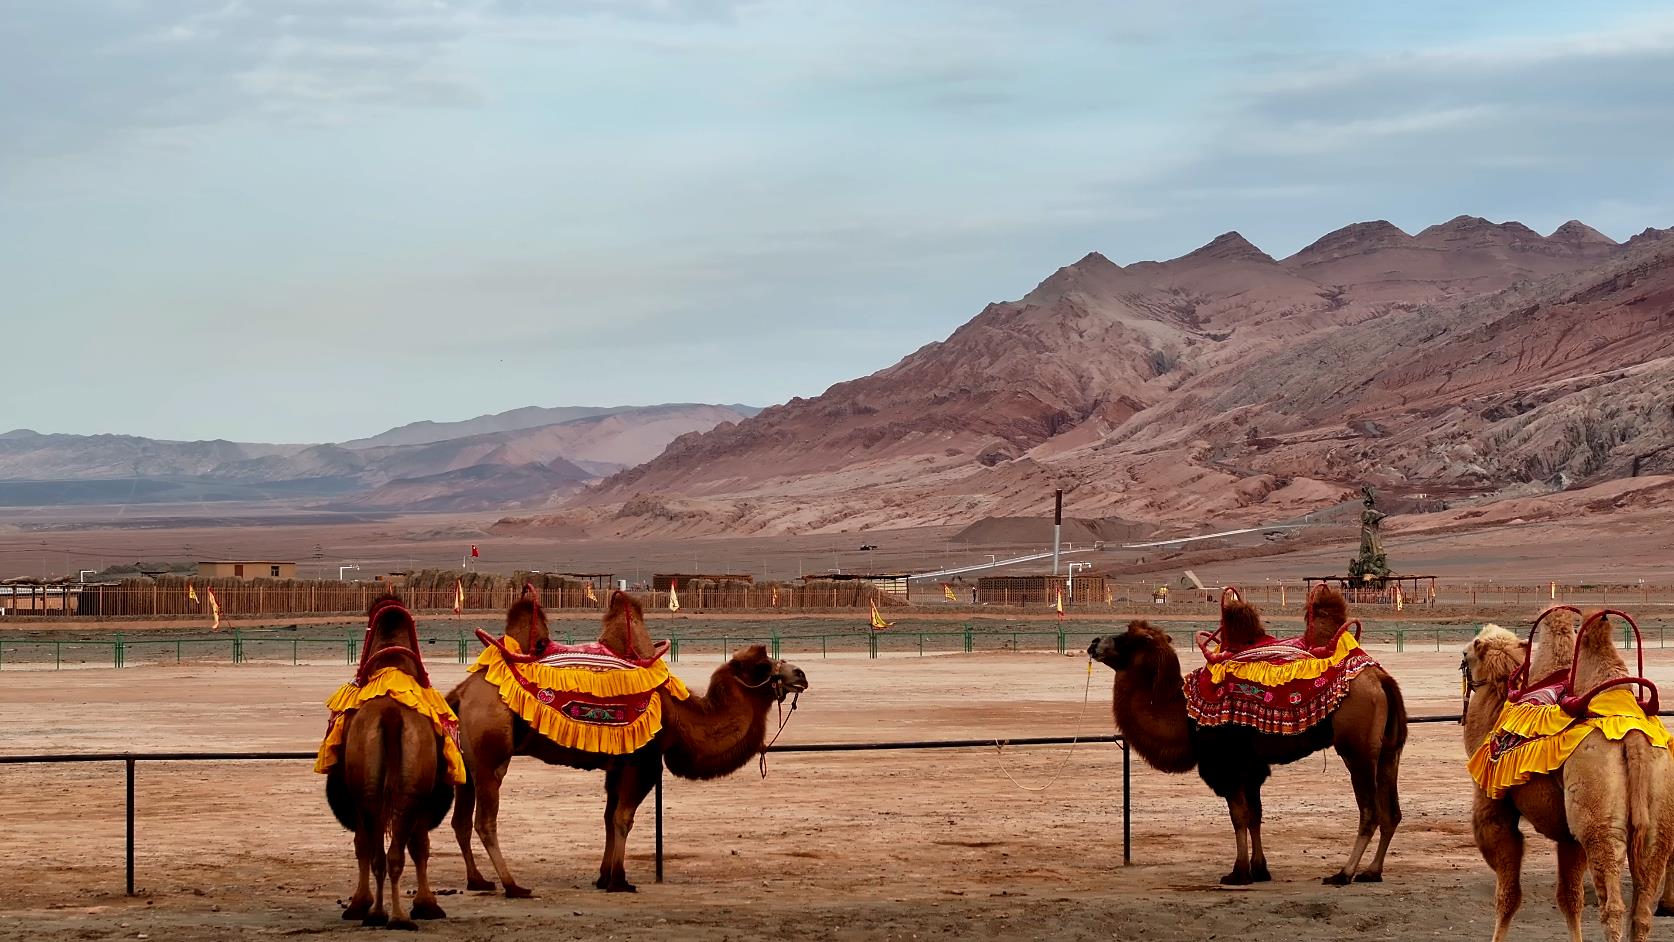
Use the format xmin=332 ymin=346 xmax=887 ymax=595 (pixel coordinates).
xmin=470 ymin=544 xmax=480 ymax=559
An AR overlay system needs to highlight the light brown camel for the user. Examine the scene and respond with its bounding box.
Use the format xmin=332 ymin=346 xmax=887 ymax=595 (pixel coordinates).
xmin=324 ymin=595 xmax=454 ymax=929
xmin=1089 ymin=618 xmax=1406 ymax=885
xmin=449 ymin=590 xmax=808 ymax=895
xmin=1463 ymin=611 xmax=1674 ymax=942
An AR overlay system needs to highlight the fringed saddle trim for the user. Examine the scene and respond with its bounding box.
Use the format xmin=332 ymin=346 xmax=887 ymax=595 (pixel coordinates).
xmin=469 ymin=635 xmax=691 ymax=756
xmin=1468 ymin=688 xmax=1673 ymax=799
xmin=314 ymin=667 xmax=467 ymax=784
xmin=1205 ymin=631 xmax=1364 ymax=688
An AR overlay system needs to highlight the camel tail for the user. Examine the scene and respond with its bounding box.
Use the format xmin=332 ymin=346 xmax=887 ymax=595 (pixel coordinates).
xmin=1624 ymin=734 xmax=1668 ymax=864
xmin=1378 ymin=668 xmax=1408 ymax=750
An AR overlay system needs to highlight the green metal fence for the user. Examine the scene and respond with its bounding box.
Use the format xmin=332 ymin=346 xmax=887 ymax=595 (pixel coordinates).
xmin=1 ymin=620 xmax=1666 ymax=670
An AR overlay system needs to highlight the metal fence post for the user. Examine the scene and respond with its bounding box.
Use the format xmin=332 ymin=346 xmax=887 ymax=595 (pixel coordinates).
xmin=1122 ymin=741 xmax=1131 ymax=866
xmin=125 ymin=757 xmax=136 ymax=896
xmin=770 ymin=631 xmax=781 ymax=660
xmin=114 ymin=632 xmax=125 ymax=669
xmin=655 ymin=763 xmax=665 ymax=884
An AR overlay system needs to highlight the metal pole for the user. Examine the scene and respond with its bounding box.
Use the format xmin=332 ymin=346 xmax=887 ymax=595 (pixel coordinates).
xmin=125 ymin=758 xmax=136 ymax=895
xmin=1122 ymin=742 xmax=1131 ymax=865
xmin=654 ymin=764 xmax=664 ymax=884
xmin=1051 ymin=489 xmax=1063 ymax=576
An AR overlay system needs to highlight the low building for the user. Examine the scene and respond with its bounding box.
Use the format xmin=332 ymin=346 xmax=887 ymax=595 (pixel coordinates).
xmin=197 ymin=560 xmax=297 ymax=581
xmin=801 ymin=573 xmax=911 ymax=599
xmin=976 ymin=574 xmax=1109 ymax=606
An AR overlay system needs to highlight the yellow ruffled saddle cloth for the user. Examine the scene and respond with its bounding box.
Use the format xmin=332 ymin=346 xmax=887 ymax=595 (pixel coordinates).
xmin=1470 ymin=686 xmax=1671 ymax=799
xmin=468 ymin=634 xmax=691 ymax=755
xmin=314 ymin=667 xmax=468 ymax=784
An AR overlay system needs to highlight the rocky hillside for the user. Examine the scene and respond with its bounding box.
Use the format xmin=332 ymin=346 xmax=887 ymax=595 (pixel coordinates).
xmin=568 ymin=217 xmax=1674 ymax=536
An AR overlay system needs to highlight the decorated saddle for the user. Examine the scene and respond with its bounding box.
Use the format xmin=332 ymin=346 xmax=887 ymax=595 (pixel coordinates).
xmin=469 ymin=632 xmax=691 ymax=755
xmin=1183 ymin=586 xmax=1379 ymax=736
xmin=314 ymin=599 xmax=467 ymax=784
xmin=1469 ymin=608 xmax=1669 ymax=799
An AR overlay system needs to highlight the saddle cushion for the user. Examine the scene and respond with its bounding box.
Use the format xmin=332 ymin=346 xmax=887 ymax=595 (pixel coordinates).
xmin=1468 ymin=687 xmax=1672 ymax=799
xmin=469 ymin=636 xmax=691 ymax=755
xmin=1185 ymin=632 xmax=1377 ymax=736
xmin=314 ymin=667 xmax=468 ymax=784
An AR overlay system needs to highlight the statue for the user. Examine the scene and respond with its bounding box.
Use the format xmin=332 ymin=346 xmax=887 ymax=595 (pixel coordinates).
xmin=1347 ymin=486 xmax=1390 ymax=582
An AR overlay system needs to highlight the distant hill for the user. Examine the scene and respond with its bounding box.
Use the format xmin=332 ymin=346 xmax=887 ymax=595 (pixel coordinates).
xmin=0 ymin=403 xmax=759 ymax=510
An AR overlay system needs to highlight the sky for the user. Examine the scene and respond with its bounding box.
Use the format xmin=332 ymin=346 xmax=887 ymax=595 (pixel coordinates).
xmin=4 ymin=1 xmax=1674 ymax=443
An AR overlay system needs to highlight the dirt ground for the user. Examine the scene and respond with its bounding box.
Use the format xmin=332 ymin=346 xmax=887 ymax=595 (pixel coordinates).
xmin=1 ymin=646 xmax=1672 ymax=940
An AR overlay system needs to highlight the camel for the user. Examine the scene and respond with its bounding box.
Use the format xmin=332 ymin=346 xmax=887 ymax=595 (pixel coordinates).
xmin=1463 ymin=610 xmax=1674 ymax=942
xmin=449 ymin=590 xmax=809 ymax=895
xmin=323 ymin=595 xmax=456 ymax=929
xmin=1303 ymin=582 xmax=1351 ymax=651
xmin=1089 ymin=616 xmax=1407 ymax=885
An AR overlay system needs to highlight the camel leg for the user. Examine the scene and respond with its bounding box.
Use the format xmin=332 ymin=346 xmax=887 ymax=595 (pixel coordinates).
xmin=344 ymin=825 xmax=376 ymax=921
xmin=1356 ymin=737 xmax=1403 ymax=883
xmin=452 ymin=775 xmax=495 ymax=892
xmin=1473 ymin=794 xmax=1525 ymax=942
xmin=1567 ymin=753 xmax=1630 ymax=942
xmin=385 ymin=816 xmax=416 ymax=932
xmin=473 ymin=759 xmax=534 ymax=899
xmin=1660 ymin=856 xmax=1674 ymax=916
xmin=409 ymin=828 xmax=446 ymax=921
xmin=1324 ymin=740 xmax=1380 ymax=886
xmin=1556 ymin=839 xmax=1587 ymax=942
xmin=1220 ymin=785 xmax=1256 ymax=886
xmin=597 ymin=752 xmax=660 ymax=893
xmin=1246 ymin=776 xmax=1271 ymax=882
xmin=363 ymin=816 xmax=390 ymax=928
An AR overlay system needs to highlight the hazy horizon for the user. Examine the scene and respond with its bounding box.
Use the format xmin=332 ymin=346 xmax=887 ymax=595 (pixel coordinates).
xmin=6 ymin=1 xmax=1673 ymax=441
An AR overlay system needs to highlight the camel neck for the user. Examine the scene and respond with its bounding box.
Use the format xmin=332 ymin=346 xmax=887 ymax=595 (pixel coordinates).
xmin=660 ymin=674 xmax=773 ymax=781
xmin=1463 ymin=682 xmax=1508 ymax=757
xmin=1113 ymin=653 xmax=1197 ymax=774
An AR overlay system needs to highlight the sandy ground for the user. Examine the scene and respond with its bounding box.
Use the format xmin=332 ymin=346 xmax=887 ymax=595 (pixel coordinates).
xmin=3 ymin=646 xmax=1674 ymax=940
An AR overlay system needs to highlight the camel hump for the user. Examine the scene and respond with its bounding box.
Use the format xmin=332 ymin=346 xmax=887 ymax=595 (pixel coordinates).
xmin=1571 ymin=611 xmax=1630 ymax=690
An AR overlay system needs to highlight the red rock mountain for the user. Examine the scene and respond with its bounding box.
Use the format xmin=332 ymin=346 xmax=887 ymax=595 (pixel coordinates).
xmin=567 ymin=218 xmax=1674 ymax=536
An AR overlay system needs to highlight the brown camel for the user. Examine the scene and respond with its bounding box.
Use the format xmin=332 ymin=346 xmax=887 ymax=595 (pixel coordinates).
xmin=1089 ymin=618 xmax=1406 ymax=885
xmin=1303 ymin=582 xmax=1351 ymax=651
xmin=324 ymin=595 xmax=455 ymax=929
xmin=449 ymin=590 xmax=808 ymax=895
xmin=1463 ymin=610 xmax=1674 ymax=942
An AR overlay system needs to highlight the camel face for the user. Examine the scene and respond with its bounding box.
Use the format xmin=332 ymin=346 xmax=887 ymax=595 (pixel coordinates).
xmin=771 ymin=659 xmax=809 ymax=700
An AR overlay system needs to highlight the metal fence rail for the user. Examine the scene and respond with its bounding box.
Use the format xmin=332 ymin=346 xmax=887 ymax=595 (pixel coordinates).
xmin=6 ymin=711 xmax=1671 ymax=898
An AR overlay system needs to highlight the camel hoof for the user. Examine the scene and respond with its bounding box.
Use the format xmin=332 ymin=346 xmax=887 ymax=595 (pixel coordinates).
xmin=1322 ymin=872 xmax=1352 ymax=887
xmin=605 ymin=880 xmax=638 ymax=894
xmin=1251 ymin=865 xmax=1272 ymax=883
xmin=1220 ymin=870 xmax=1253 ymax=886
xmin=362 ymin=912 xmax=389 ymax=928
xmin=465 ymin=878 xmax=496 ymax=892
xmin=1353 ymin=870 xmax=1383 ymax=884
xmin=342 ymin=903 xmax=371 ymax=921
xmin=503 ymin=885 xmax=534 ymax=900
xmin=387 ymin=917 xmax=418 ymax=932
xmin=410 ymin=900 xmax=446 ymax=920
xmin=1658 ymin=903 xmax=1674 ymax=917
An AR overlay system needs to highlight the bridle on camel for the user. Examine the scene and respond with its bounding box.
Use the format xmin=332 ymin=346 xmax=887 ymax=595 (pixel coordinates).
xmin=738 ymin=660 xmax=802 ymax=779
xmin=356 ymin=598 xmax=429 ymax=687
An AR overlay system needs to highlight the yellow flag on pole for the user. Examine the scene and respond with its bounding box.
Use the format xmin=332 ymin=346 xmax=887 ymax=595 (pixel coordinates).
xmin=208 ymin=588 xmax=221 ymax=631
xmin=943 ymin=583 xmax=957 ymax=602
xmin=869 ymin=598 xmax=892 ymax=630
xmin=668 ymin=581 xmax=680 ymax=612
xmin=1394 ymin=582 xmax=1405 ymax=612
xmin=771 ymin=585 xmax=779 ymax=607
xmin=453 ymin=579 xmax=465 ymax=615
xmin=187 ymin=582 xmax=199 ymax=604
xmin=583 ymin=581 xmax=599 ymax=604
xmin=1550 ymin=581 xmax=1557 ymax=600
xmin=1055 ymin=587 xmax=1065 ymax=615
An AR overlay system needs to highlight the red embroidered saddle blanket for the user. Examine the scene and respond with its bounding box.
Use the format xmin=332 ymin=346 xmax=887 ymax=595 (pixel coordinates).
xmin=1184 ymin=632 xmax=1378 ymax=736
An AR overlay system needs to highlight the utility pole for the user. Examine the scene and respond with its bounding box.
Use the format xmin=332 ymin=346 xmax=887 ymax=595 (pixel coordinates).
xmin=1051 ymin=489 xmax=1063 ymax=576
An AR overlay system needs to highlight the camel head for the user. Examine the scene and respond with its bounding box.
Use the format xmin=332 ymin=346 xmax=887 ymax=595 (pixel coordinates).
xmin=724 ymin=644 xmax=809 ymax=703
xmin=1461 ymin=624 xmax=1525 ymax=694
xmin=504 ymin=588 xmax=552 ymax=657
xmin=600 ymin=590 xmax=654 ymax=660
xmin=1088 ymin=620 xmax=1177 ymax=674
xmin=1304 ymin=584 xmax=1348 ymax=638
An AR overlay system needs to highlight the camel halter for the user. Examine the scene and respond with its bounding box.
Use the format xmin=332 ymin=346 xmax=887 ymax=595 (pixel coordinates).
xmin=738 ymin=663 xmax=802 ymax=779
